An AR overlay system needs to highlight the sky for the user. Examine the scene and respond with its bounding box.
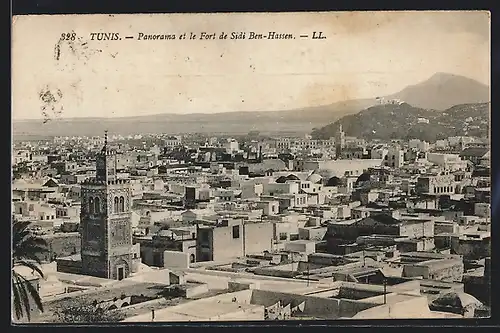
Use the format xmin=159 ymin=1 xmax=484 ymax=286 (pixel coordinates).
xmin=12 ymin=11 xmax=490 ymax=120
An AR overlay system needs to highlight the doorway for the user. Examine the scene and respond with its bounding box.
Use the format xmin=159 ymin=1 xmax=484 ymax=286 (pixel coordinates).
xmin=117 ymin=266 xmax=124 ymax=281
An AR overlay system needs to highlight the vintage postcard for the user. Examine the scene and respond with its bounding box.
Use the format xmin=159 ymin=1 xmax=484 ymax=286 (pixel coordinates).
xmin=11 ymin=11 xmax=490 ymax=323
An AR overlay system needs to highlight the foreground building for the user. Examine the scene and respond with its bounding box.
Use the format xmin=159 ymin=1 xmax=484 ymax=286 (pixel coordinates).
xmin=57 ymin=132 xmax=140 ymax=280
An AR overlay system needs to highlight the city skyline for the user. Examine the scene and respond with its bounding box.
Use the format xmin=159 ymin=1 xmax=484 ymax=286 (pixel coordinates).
xmin=12 ymin=11 xmax=490 ymax=120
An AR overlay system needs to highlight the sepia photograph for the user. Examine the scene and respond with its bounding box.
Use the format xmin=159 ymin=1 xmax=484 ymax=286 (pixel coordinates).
xmin=11 ymin=11 xmax=491 ymax=323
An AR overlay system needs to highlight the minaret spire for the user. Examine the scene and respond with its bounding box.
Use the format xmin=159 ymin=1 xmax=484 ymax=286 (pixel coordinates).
xmin=102 ymin=130 xmax=108 ymax=153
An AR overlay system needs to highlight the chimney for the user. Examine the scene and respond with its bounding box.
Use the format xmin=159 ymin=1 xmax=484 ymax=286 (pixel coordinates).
xmin=259 ymin=146 xmax=263 ymax=162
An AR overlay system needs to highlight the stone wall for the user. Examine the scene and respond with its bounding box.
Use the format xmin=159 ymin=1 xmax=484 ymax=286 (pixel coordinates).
xmin=163 ymin=250 xmax=189 ymax=269
xmin=464 ymin=274 xmax=490 ymax=306
xmin=56 ymin=258 xmax=82 ymax=275
xmin=399 ymin=220 xmax=434 ymax=238
xmin=244 ymin=222 xmax=274 ymax=255
xmin=81 ymin=255 xmax=107 ymax=278
xmin=185 ymin=284 xmax=210 ymax=298
xmin=338 ymin=286 xmax=384 ymax=300
xmin=352 ymin=295 xmax=431 ymax=319
xmin=39 ymin=233 xmax=81 ymax=262
xmin=456 ymin=238 xmax=491 ymax=260
xmin=250 ymin=289 xmax=375 ymax=319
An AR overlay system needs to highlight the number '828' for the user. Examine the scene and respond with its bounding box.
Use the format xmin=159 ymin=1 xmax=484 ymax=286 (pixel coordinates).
xmin=60 ymin=32 xmax=76 ymax=41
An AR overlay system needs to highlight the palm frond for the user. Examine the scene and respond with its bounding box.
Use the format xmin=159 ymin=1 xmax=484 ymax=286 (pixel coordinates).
xmin=14 ymin=232 xmax=48 ymax=250
xmin=19 ymin=274 xmax=43 ymax=313
xmin=11 ymin=274 xmax=24 ymax=320
xmin=13 ymin=273 xmax=32 ymax=321
xmin=11 ymin=220 xmax=46 ymax=322
xmin=12 ymin=221 xmax=48 ymax=267
xmin=12 ymin=221 xmax=32 ymax=243
xmin=13 ymin=247 xmax=46 ymax=266
xmin=16 ymin=260 xmax=44 ymax=279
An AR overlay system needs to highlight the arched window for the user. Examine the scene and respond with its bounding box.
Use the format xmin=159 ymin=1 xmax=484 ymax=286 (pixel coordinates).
xmin=89 ymin=197 xmax=94 ymax=214
xmin=94 ymin=197 xmax=100 ymax=214
xmin=114 ymin=197 xmax=119 ymax=213
xmin=119 ymin=196 xmax=125 ymax=212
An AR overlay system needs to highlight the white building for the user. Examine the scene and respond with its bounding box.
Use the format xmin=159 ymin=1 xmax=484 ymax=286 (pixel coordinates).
xmin=225 ymin=139 xmax=240 ymax=154
xmin=384 ymin=147 xmax=404 ymax=168
xmin=427 ymin=153 xmax=468 ymax=172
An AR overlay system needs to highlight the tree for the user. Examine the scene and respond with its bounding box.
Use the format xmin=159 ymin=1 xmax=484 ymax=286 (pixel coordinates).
xmin=12 ymin=220 xmax=48 ymax=321
xmin=54 ymin=304 xmax=126 ymax=323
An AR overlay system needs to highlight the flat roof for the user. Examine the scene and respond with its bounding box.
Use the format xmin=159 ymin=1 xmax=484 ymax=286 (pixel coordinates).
xmin=285 ymin=240 xmax=316 ymax=245
xmin=168 ymin=301 xmax=260 ymax=319
xmin=124 ymin=297 xmax=262 ymax=322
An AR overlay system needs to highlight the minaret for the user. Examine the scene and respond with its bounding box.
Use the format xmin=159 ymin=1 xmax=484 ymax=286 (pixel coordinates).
xmin=335 ymin=124 xmax=346 ymax=159
xmin=80 ymin=131 xmax=134 ymax=280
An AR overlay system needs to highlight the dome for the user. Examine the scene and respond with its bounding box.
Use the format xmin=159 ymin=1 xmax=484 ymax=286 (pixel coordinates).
xmin=275 ymin=176 xmax=288 ymax=183
xmin=307 ymin=173 xmax=322 ymax=184
xmin=356 ymin=172 xmax=371 ymax=184
xmin=326 ymin=176 xmax=341 ymax=187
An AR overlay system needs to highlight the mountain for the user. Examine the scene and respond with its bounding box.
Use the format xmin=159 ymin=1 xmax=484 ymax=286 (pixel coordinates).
xmin=387 ymin=73 xmax=489 ymax=110
xmin=13 ymin=73 xmax=489 ymax=140
xmin=311 ymin=102 xmax=490 ymax=142
xmin=12 ymin=100 xmax=377 ymax=140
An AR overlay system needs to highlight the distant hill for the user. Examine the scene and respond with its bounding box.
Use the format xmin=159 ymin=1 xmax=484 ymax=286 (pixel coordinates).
xmin=387 ymin=72 xmax=489 ymax=110
xmin=311 ymin=102 xmax=490 ymax=142
xmin=12 ymin=101 xmax=376 ymax=139
xmin=13 ymin=72 xmax=489 ymax=140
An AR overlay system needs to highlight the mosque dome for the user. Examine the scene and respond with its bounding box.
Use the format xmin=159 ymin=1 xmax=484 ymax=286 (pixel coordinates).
xmin=275 ymin=176 xmax=288 ymax=183
xmin=285 ymin=174 xmax=300 ymax=181
xmin=326 ymin=176 xmax=342 ymax=187
xmin=356 ymin=172 xmax=371 ymax=184
xmin=307 ymin=173 xmax=323 ymax=184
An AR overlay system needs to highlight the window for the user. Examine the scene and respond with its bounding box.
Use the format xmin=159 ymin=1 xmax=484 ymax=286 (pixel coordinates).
xmin=201 ymin=231 xmax=209 ymax=242
xmin=232 ymin=225 xmax=240 ymax=239
xmin=89 ymin=197 xmax=94 ymax=214
xmin=114 ymin=197 xmax=119 ymax=213
xmin=94 ymin=197 xmax=100 ymax=214
xmin=119 ymin=196 xmax=125 ymax=212
xmin=279 ymin=233 xmax=287 ymax=240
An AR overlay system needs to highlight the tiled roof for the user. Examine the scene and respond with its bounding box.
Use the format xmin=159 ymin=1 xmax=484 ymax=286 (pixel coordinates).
xmin=459 ymin=147 xmax=489 ymax=158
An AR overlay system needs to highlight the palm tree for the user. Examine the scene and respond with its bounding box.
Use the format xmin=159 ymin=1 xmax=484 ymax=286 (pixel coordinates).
xmin=12 ymin=220 xmax=48 ymax=321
